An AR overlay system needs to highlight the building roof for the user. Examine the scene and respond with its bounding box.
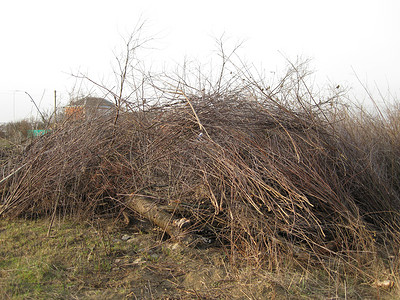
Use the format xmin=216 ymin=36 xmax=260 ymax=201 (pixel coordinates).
xmin=69 ymin=97 xmax=114 ymax=109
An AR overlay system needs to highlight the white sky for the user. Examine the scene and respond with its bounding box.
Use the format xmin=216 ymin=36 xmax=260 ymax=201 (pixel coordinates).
xmin=0 ymin=0 xmax=399 ymax=122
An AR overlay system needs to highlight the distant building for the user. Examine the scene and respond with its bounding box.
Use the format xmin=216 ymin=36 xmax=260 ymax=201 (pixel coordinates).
xmin=64 ymin=97 xmax=115 ymax=120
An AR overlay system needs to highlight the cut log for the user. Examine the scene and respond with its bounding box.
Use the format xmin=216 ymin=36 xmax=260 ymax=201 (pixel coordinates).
xmin=125 ymin=194 xmax=189 ymax=239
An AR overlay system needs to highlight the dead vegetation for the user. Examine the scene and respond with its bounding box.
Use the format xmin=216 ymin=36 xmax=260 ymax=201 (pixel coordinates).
xmin=1 ymin=34 xmax=400 ymax=296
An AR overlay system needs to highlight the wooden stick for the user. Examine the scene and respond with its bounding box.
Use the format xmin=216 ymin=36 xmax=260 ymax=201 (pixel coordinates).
xmin=0 ymin=163 xmax=27 ymax=185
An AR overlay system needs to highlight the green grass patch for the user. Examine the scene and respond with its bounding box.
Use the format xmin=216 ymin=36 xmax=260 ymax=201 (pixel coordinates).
xmin=0 ymin=218 xmax=135 ymax=299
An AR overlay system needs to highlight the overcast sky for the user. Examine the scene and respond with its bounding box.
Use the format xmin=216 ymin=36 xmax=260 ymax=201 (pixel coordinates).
xmin=1 ymin=0 xmax=399 ymax=122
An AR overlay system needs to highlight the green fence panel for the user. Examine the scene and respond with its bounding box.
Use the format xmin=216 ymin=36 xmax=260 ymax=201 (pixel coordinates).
xmin=27 ymin=129 xmax=51 ymax=137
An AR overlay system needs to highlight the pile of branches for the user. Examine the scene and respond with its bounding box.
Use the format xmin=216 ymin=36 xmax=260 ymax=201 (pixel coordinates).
xmin=1 ymin=78 xmax=400 ymax=268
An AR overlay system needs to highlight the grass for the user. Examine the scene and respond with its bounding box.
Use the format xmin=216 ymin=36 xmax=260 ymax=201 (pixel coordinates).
xmin=0 ymin=218 xmax=131 ymax=299
xmin=1 ymin=217 xmax=398 ymax=299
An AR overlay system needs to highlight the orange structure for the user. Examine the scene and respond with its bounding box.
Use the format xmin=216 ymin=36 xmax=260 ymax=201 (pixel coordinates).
xmin=65 ymin=106 xmax=85 ymax=120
